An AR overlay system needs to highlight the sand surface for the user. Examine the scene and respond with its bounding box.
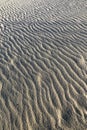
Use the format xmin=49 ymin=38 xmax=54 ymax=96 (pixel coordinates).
xmin=0 ymin=0 xmax=87 ymax=130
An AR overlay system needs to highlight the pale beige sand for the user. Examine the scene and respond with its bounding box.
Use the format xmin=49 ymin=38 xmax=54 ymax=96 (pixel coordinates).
xmin=0 ymin=0 xmax=87 ymax=130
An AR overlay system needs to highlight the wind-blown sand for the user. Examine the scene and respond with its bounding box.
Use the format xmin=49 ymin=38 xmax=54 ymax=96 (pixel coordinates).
xmin=0 ymin=0 xmax=87 ymax=130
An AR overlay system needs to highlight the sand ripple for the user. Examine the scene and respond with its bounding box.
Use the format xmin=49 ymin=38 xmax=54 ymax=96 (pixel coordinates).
xmin=0 ymin=1 xmax=87 ymax=130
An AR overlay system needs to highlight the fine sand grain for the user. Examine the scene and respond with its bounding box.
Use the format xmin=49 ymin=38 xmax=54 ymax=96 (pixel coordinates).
xmin=0 ymin=0 xmax=87 ymax=130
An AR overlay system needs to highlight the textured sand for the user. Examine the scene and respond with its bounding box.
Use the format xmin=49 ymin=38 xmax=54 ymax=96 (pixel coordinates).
xmin=0 ymin=0 xmax=87 ymax=130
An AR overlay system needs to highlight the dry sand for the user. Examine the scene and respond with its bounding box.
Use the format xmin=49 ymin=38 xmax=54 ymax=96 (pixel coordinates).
xmin=0 ymin=0 xmax=87 ymax=130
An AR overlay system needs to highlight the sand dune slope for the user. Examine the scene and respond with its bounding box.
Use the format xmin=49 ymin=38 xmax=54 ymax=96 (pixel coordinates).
xmin=0 ymin=0 xmax=87 ymax=130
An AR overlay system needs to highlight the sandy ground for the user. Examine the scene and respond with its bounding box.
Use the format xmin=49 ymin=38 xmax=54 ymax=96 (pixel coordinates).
xmin=0 ymin=0 xmax=87 ymax=130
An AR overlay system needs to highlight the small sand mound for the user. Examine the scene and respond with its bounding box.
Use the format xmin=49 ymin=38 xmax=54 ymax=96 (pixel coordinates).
xmin=77 ymin=55 xmax=86 ymax=69
xmin=0 ymin=82 xmax=2 ymax=92
xmin=0 ymin=23 xmax=4 ymax=31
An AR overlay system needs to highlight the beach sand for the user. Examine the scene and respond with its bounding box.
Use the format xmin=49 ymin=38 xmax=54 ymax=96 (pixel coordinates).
xmin=0 ymin=0 xmax=87 ymax=130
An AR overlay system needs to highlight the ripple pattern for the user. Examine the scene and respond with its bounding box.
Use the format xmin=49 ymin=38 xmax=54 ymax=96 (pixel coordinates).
xmin=0 ymin=8 xmax=87 ymax=130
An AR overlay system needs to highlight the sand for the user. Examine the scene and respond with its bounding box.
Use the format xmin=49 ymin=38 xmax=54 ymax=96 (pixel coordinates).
xmin=0 ymin=0 xmax=87 ymax=130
